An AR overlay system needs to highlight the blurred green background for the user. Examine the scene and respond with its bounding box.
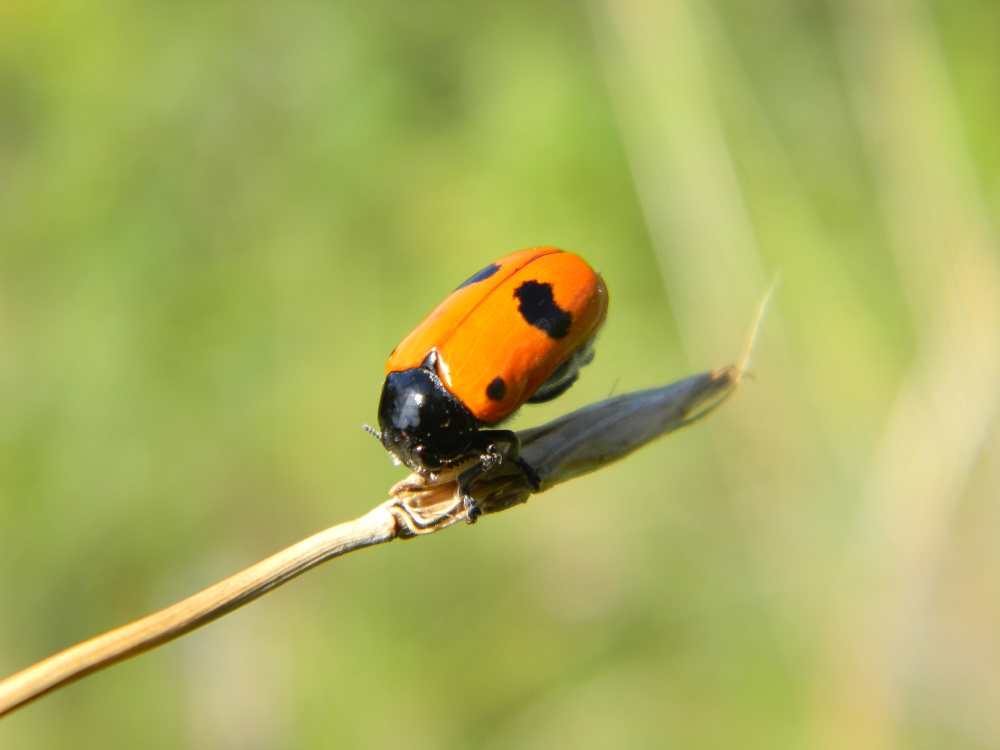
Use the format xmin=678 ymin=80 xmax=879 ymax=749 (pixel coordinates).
xmin=2 ymin=0 xmax=999 ymax=748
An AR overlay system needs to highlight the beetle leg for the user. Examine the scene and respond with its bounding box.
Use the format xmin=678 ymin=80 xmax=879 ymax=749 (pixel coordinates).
xmin=455 ymin=430 xmax=540 ymax=522
xmin=476 ymin=430 xmax=540 ymax=491
xmin=459 ymin=484 xmax=483 ymax=523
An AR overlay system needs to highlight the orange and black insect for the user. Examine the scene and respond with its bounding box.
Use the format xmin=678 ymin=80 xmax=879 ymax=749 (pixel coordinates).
xmin=371 ymin=247 xmax=608 ymax=514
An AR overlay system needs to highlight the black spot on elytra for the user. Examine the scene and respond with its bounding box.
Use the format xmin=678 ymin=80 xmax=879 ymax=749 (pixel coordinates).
xmin=486 ymin=376 xmax=506 ymax=401
xmin=456 ymin=263 xmax=501 ymax=291
xmin=513 ymin=280 xmax=571 ymax=339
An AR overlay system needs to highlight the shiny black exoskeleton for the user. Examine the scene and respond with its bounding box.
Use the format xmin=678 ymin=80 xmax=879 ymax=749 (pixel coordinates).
xmin=373 ymin=355 xmax=539 ymax=519
xmin=376 ymin=364 xmax=479 ymax=475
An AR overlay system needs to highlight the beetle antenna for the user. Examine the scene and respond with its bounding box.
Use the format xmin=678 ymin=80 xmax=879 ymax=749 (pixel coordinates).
xmin=362 ymin=424 xmax=382 ymax=440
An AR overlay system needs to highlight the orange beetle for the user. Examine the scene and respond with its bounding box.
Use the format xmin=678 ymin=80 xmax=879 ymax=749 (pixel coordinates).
xmin=372 ymin=247 xmax=608 ymax=515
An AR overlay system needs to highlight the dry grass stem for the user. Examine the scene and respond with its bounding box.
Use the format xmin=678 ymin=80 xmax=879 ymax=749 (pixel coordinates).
xmin=0 ymin=308 xmax=761 ymax=717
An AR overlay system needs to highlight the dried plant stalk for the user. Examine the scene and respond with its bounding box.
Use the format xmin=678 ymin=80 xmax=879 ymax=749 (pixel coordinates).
xmin=0 ymin=314 xmax=758 ymax=717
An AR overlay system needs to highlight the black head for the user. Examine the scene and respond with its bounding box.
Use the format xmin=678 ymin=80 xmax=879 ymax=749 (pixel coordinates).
xmin=377 ymin=365 xmax=478 ymax=474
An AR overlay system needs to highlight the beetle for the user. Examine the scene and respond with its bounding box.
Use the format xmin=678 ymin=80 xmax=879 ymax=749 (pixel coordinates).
xmin=370 ymin=247 xmax=609 ymax=517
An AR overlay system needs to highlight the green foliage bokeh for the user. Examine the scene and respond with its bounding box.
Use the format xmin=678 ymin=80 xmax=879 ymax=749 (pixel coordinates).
xmin=2 ymin=1 xmax=999 ymax=748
